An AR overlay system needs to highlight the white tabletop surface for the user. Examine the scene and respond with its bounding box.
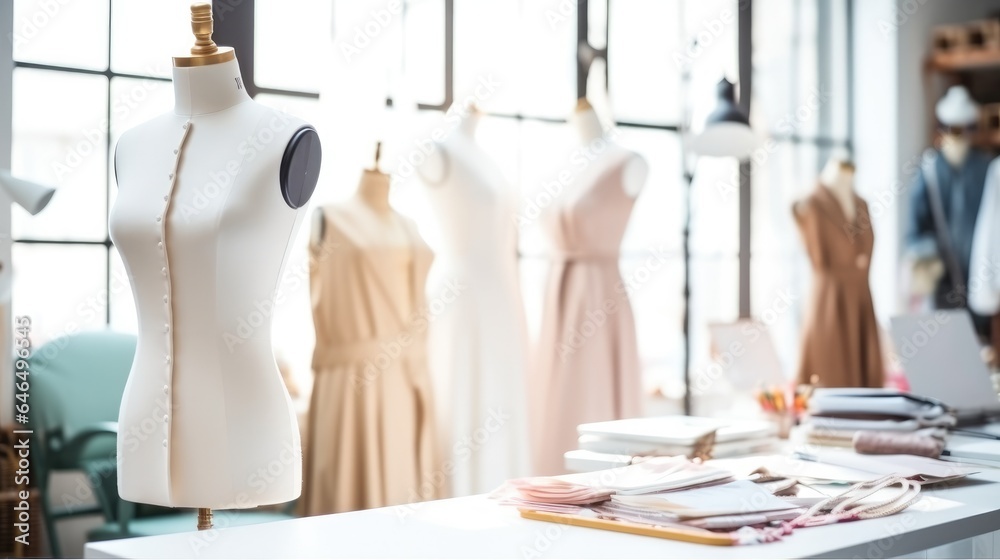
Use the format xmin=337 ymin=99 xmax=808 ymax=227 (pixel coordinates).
xmin=85 ymin=469 xmax=1000 ymax=559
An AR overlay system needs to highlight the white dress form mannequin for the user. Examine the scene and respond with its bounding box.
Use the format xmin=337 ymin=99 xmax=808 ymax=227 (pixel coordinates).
xmin=818 ymin=156 xmax=857 ymax=222
xmin=415 ymin=110 xmax=532 ymax=495
xmin=110 ymin=5 xmax=320 ymax=509
xmin=312 ymin=168 xmax=410 ymax=248
xmin=569 ymin=99 xmax=648 ymax=198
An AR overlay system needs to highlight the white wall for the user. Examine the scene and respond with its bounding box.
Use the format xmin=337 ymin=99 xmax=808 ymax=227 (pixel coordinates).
xmin=852 ymin=0 xmax=1000 ymax=322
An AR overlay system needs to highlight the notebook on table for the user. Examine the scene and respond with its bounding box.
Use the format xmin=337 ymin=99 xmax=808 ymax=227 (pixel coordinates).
xmin=577 ymin=416 xmax=777 ymax=446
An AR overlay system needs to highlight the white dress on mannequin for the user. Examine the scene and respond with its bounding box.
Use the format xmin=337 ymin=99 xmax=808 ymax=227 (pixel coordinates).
xmin=418 ymin=113 xmax=531 ymax=495
xmin=110 ymin=53 xmax=318 ymax=508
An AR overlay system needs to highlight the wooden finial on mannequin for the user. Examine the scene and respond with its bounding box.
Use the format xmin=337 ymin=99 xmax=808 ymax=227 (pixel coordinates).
xmin=190 ymin=3 xmax=219 ymax=55
xmin=173 ymin=2 xmax=236 ymax=67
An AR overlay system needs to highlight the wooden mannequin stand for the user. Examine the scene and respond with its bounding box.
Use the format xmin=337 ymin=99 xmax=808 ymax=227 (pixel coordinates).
xmin=198 ymin=508 xmax=213 ymax=530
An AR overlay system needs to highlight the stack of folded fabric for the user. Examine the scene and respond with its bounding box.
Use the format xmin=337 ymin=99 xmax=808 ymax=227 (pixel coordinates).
xmin=796 ymin=388 xmax=955 ymax=455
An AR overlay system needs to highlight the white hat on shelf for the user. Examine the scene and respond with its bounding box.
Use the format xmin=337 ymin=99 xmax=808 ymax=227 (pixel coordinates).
xmin=936 ymin=85 xmax=979 ymax=127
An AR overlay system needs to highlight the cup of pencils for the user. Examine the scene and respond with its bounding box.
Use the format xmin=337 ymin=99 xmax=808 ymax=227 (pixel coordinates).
xmin=754 ymin=384 xmax=808 ymax=439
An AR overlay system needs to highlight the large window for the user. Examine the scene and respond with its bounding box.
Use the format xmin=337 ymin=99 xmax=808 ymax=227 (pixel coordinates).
xmin=749 ymin=0 xmax=852 ymax=385
xmin=11 ymin=0 xmax=850 ymax=414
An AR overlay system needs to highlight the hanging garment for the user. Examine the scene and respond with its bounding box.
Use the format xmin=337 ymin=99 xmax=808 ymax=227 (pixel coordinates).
xmin=300 ymin=205 xmax=437 ymax=515
xmin=970 ymin=157 xmax=1000 ymax=361
xmin=422 ymin=144 xmax=531 ymax=496
xmin=533 ymin=155 xmax=642 ymax=476
xmin=970 ymin=157 xmax=1000 ymax=317
xmin=794 ymin=186 xmax=884 ymax=388
xmin=907 ymin=149 xmax=991 ymax=336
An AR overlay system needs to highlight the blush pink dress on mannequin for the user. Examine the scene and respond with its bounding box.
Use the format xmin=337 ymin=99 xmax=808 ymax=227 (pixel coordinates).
xmin=532 ymin=155 xmax=643 ymax=475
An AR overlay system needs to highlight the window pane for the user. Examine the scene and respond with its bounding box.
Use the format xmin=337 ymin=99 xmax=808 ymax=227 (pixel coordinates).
xmin=622 ymin=256 xmax=683 ymax=397
xmin=608 ymin=0 xmax=681 ymax=125
xmin=453 ymin=0 xmax=518 ymax=114
xmin=619 ymin=128 xmax=683 ymax=254
xmin=518 ymin=1 xmax=575 ymax=119
xmin=13 ymin=0 xmax=109 ymax=70
xmin=751 ymin=141 xmax=819 ymax=258
xmin=517 ymin=119 xmax=575 ymax=256
xmin=109 ymin=247 xmax=136 ymax=332
xmin=793 ymin=0 xmax=820 ymax=139
xmin=256 ymin=0 xmax=332 ymax=93
xmin=403 ymin=0 xmax=445 ymax=106
xmin=108 ymin=76 xmax=174 ymax=209
xmin=110 ymin=0 xmax=190 ymax=78
xmin=690 ymin=156 xmax=739 ymax=257
xmin=685 ymin=0 xmax=739 ymax=129
xmin=821 ymin=0 xmax=850 ymax=141
xmin=750 ymin=256 xmax=810 ymax=386
xmin=750 ymin=0 xmax=794 ymax=136
xmin=688 ymin=256 xmax=740 ymax=415
xmin=750 ymin=142 xmax=818 ymax=380
xmin=12 ymin=69 xmax=108 ymax=241
xmin=13 ymin=244 xmax=108 ymax=345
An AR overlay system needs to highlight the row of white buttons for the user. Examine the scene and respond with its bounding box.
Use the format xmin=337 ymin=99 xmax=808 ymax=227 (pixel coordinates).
xmin=159 ymin=120 xmax=192 ymax=449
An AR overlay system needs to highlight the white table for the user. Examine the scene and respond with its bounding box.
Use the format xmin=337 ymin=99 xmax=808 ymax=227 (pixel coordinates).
xmin=85 ymin=470 xmax=1000 ymax=559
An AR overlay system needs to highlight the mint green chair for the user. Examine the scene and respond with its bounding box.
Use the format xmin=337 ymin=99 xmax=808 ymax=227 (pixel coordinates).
xmin=27 ymin=330 xmax=293 ymax=557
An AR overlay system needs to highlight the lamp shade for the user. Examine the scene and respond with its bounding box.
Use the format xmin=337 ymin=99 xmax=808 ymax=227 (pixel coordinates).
xmin=0 ymin=170 xmax=55 ymax=215
xmin=688 ymin=78 xmax=756 ymax=159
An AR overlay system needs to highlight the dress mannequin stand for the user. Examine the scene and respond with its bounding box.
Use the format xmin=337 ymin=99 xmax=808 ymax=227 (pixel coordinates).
xmin=793 ymin=157 xmax=883 ymax=388
xmin=531 ymin=98 xmax=648 ymax=475
xmin=415 ymin=108 xmax=532 ymax=495
xmin=110 ymin=3 xmax=321 ymax=523
xmin=302 ymin=156 xmax=437 ymax=515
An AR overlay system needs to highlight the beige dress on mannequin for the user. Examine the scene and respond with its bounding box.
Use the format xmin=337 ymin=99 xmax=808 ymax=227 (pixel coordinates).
xmin=794 ymin=185 xmax=884 ymax=388
xmin=533 ymin=154 xmax=642 ymax=476
xmin=301 ymin=180 xmax=437 ymax=515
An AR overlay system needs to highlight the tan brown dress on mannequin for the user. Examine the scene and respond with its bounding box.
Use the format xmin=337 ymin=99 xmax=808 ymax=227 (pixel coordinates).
xmin=794 ymin=186 xmax=884 ymax=388
xmin=533 ymin=156 xmax=642 ymax=476
xmin=301 ymin=205 xmax=437 ymax=515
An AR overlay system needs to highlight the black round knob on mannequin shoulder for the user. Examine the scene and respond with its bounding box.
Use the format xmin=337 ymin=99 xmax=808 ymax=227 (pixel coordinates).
xmin=280 ymin=126 xmax=322 ymax=209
